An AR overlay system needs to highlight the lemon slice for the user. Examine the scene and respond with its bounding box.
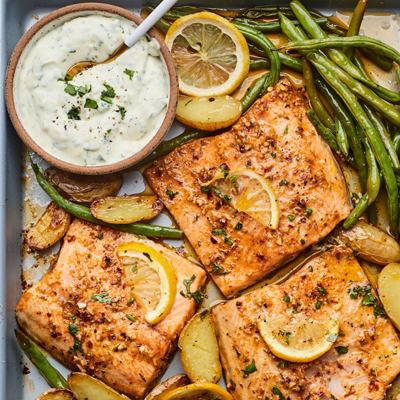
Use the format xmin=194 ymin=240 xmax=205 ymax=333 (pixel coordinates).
xmin=162 ymin=383 xmax=233 ymax=400
xmin=117 ymin=242 xmax=177 ymax=325
xmin=165 ymin=12 xmax=250 ymax=97
xmin=258 ymin=314 xmax=340 ymax=363
xmin=203 ymin=169 xmax=280 ymax=229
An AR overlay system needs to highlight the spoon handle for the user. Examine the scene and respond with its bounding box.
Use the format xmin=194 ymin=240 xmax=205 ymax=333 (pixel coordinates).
xmin=125 ymin=0 xmax=179 ymax=48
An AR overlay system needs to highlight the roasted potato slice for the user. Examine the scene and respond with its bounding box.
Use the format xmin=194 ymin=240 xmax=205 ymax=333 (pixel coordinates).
xmin=178 ymin=311 xmax=222 ymax=384
xmin=25 ymin=202 xmax=71 ymax=250
xmin=378 ymin=263 xmax=400 ymax=330
xmin=44 ymin=167 xmax=123 ymax=206
xmin=90 ymin=195 xmax=163 ymax=224
xmin=144 ymin=374 xmax=190 ymax=400
xmin=336 ymin=221 xmax=400 ymax=265
xmin=35 ymin=389 xmax=74 ymax=400
xmin=176 ymin=95 xmax=242 ymax=131
xmin=68 ymin=373 xmax=130 ymax=400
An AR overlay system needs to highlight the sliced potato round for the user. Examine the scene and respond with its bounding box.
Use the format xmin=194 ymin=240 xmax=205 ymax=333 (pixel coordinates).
xmin=336 ymin=221 xmax=400 ymax=265
xmin=176 ymin=95 xmax=242 ymax=131
xmin=68 ymin=373 xmax=130 ymax=400
xmin=35 ymin=389 xmax=74 ymax=400
xmin=44 ymin=167 xmax=123 ymax=206
xmin=25 ymin=202 xmax=71 ymax=250
xmin=178 ymin=311 xmax=222 ymax=383
xmin=144 ymin=374 xmax=190 ymax=400
xmin=90 ymin=195 xmax=163 ymax=224
xmin=378 ymin=263 xmax=400 ymax=330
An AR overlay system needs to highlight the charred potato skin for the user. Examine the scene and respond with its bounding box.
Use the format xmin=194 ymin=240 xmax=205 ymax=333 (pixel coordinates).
xmin=25 ymin=202 xmax=71 ymax=250
xmin=44 ymin=167 xmax=123 ymax=206
xmin=35 ymin=389 xmax=74 ymax=400
xmin=90 ymin=195 xmax=164 ymax=224
xmin=144 ymin=374 xmax=190 ymax=400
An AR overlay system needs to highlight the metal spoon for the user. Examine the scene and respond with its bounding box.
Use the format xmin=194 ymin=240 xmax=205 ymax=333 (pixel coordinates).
xmin=65 ymin=0 xmax=178 ymax=78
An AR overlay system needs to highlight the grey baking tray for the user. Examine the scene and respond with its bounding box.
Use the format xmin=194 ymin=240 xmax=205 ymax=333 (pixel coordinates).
xmin=1 ymin=0 xmax=399 ymax=399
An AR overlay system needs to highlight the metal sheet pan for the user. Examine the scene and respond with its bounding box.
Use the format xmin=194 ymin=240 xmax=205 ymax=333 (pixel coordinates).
xmin=1 ymin=1 xmax=399 ymax=399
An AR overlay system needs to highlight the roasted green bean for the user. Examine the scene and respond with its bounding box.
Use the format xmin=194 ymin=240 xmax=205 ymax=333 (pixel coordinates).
xmin=250 ymin=58 xmax=270 ymax=71
xmin=233 ymin=17 xmax=327 ymax=32
xmin=343 ymin=192 xmax=369 ymax=229
xmin=306 ymin=109 xmax=340 ymax=153
xmin=359 ymin=48 xmax=393 ymax=71
xmin=302 ymin=58 xmax=335 ymax=131
xmin=335 ymin=116 xmax=350 ymax=157
xmin=233 ymin=22 xmax=281 ymax=91
xmin=385 ymin=120 xmax=396 ymax=139
xmin=393 ymin=131 xmax=400 ymax=153
xmin=362 ymin=103 xmax=400 ymax=170
xmin=353 ymin=52 xmax=369 ymax=79
xmin=154 ymin=18 xmax=171 ymax=35
xmin=343 ymin=0 xmax=368 ymax=60
xmin=16 ymin=330 xmax=68 ymax=389
xmin=242 ymin=73 xmax=269 ymax=112
xmin=30 ymin=159 xmax=183 ymax=239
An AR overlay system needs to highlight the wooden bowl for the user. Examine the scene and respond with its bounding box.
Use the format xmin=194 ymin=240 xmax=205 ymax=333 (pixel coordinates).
xmin=5 ymin=3 xmax=178 ymax=175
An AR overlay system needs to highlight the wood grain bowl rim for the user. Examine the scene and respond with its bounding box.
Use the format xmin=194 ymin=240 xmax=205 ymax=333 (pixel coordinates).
xmin=5 ymin=2 xmax=179 ymax=175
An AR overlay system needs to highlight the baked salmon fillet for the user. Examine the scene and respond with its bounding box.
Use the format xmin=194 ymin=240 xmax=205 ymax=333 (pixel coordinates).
xmin=145 ymin=80 xmax=351 ymax=297
xmin=212 ymin=246 xmax=400 ymax=400
xmin=16 ymin=218 xmax=206 ymax=399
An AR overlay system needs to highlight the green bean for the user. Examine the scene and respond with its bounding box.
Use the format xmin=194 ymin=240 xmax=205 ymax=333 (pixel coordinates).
xmin=393 ymin=131 xmax=400 ymax=153
xmin=302 ymin=58 xmax=335 ymax=131
xmin=335 ymin=116 xmax=350 ymax=157
xmin=154 ymin=18 xmax=171 ymax=35
xmin=356 ymin=123 xmax=380 ymax=204
xmin=250 ymin=58 xmax=270 ymax=71
xmin=30 ymin=159 xmax=183 ymax=239
xmin=305 ymin=51 xmax=399 ymax=238
xmin=359 ymin=48 xmax=393 ymax=71
xmin=247 ymin=41 xmax=302 ymax=72
xmin=172 ymin=6 xmax=205 ymax=13
xmin=242 ymin=73 xmax=269 ymax=112
xmin=396 ymin=64 xmax=400 ymax=87
xmin=232 ymin=17 xmax=327 ymax=33
xmin=145 ymin=6 xmax=196 ymax=21
xmin=306 ymin=109 xmax=340 ymax=153
xmin=353 ymin=52 xmax=369 ymax=79
xmin=361 ymin=103 xmax=400 ymax=170
xmin=16 ymin=330 xmax=68 ymax=389
xmin=343 ymin=192 xmax=370 ymax=229
xmin=233 ymin=23 xmax=281 ymax=91
xmin=137 ymin=130 xmax=215 ymax=167
xmin=385 ymin=119 xmax=396 ymax=139
xmin=314 ymin=75 xmax=368 ymax=191
xmin=343 ymin=0 xmax=368 ymax=60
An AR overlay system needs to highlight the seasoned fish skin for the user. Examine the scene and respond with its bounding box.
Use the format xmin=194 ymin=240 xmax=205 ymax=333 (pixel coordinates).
xmin=146 ymin=80 xmax=351 ymax=297
xmin=212 ymin=247 xmax=400 ymax=400
xmin=16 ymin=219 xmax=206 ymax=399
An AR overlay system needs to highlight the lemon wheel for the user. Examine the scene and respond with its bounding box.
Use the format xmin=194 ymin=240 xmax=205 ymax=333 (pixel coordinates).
xmin=117 ymin=242 xmax=176 ymax=325
xmin=162 ymin=383 xmax=233 ymax=400
xmin=203 ymin=169 xmax=280 ymax=229
xmin=258 ymin=314 xmax=340 ymax=363
xmin=165 ymin=12 xmax=250 ymax=97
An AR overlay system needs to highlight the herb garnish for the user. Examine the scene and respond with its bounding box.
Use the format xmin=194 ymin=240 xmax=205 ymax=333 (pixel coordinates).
xmin=185 ymin=99 xmax=193 ymax=106
xmin=305 ymin=208 xmax=313 ymax=218
xmin=278 ymin=361 xmax=288 ymax=368
xmin=224 ymin=237 xmax=233 ymax=245
xmin=64 ymin=83 xmax=77 ymax=96
xmin=347 ymin=284 xmax=386 ymax=318
xmin=222 ymin=195 xmax=232 ymax=202
xmin=127 ymin=297 xmax=135 ymax=305
xmin=317 ymin=286 xmax=328 ymax=295
xmin=201 ymin=186 xmax=210 ymax=193
xmin=84 ymin=98 xmax=98 ymax=109
xmin=101 ymin=84 xmax=116 ymax=103
xmin=126 ymin=314 xmax=136 ymax=322
xmin=211 ymin=187 xmax=221 ymax=195
xmin=117 ymin=105 xmax=126 ymax=118
xmin=143 ymin=252 xmax=152 ymax=262
xmin=210 ymin=261 xmax=229 ymax=275
xmin=139 ymin=374 xmax=146 ymax=382
xmin=284 ymin=125 xmax=288 ymax=134
xmin=67 ymin=106 xmax=81 ymax=120
xmin=67 ymin=324 xmax=85 ymax=356
xmin=180 ymin=275 xmax=204 ymax=303
xmin=233 ymin=346 xmax=241 ymax=357
xmin=335 ymin=346 xmax=348 ymax=355
xmin=283 ymin=291 xmax=290 ymax=302
xmin=235 ymin=222 xmax=243 ymax=230
xmin=241 ymin=359 xmax=257 ymax=377
xmin=279 ymin=179 xmax=288 ymax=186
xmin=166 ymin=189 xmax=178 ymax=199
xmin=272 ymin=385 xmax=285 ymax=399
xmin=230 ymin=379 xmax=236 ymax=387
xmin=288 ymin=214 xmax=295 ymax=221
xmin=200 ymin=311 xmax=207 ymax=320
xmin=124 ymin=68 xmax=135 ymax=80
xmin=212 ymin=229 xmax=227 ymax=236
xmin=96 ymin=234 xmax=103 ymax=240
xmin=91 ymin=292 xmax=113 ymax=303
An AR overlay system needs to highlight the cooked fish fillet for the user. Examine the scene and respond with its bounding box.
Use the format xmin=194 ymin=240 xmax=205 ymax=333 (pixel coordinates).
xmin=16 ymin=218 xmax=206 ymax=399
xmin=145 ymin=80 xmax=351 ymax=297
xmin=212 ymin=246 xmax=400 ymax=400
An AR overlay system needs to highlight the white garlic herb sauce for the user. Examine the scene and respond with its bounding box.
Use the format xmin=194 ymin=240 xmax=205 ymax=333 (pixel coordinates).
xmin=18 ymin=15 xmax=169 ymax=166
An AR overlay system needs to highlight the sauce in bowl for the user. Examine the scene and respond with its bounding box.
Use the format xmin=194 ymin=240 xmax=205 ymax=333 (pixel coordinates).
xmin=17 ymin=15 xmax=169 ymax=166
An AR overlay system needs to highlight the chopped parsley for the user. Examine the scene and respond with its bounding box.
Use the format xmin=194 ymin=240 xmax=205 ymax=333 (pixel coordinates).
xmin=235 ymin=222 xmax=243 ymax=230
xmin=315 ymin=301 xmax=321 ymax=309
xmin=308 ymin=266 xmax=313 ymax=272
xmin=67 ymin=324 xmax=84 ymax=356
xmin=301 ymin=239 xmax=306 ymax=245
xmin=233 ymin=346 xmax=241 ymax=357
xmin=241 ymin=359 xmax=257 ymax=378
xmin=292 ymin=306 xmax=297 ymax=314
xmin=347 ymin=284 xmax=386 ymax=318
xmin=284 ymin=125 xmax=288 ymax=134
xmin=91 ymin=292 xmax=113 ymax=303
xmin=305 ymin=208 xmax=313 ymax=218
xmin=117 ymin=105 xmax=126 ymax=118
xmin=230 ymin=379 xmax=236 ymax=387
xmin=166 ymin=188 xmax=178 ymax=199
xmin=224 ymin=237 xmax=233 ymax=245
xmin=271 ymin=151 xmax=277 ymax=158
xmin=180 ymin=275 xmax=204 ymax=303
xmin=64 ymin=83 xmax=77 ymax=96
xmin=132 ymin=263 xmax=138 ymax=274
xmin=84 ymin=98 xmax=98 ymax=109
xmin=212 ymin=229 xmax=227 ymax=236
xmin=279 ymin=179 xmax=288 ymax=186
xmin=210 ymin=261 xmax=229 ymax=275
xmin=126 ymin=314 xmax=136 ymax=322
xmin=127 ymin=297 xmax=135 ymax=305
xmin=185 ymin=99 xmax=193 ymax=106
xmin=96 ymin=234 xmax=103 ymax=240
xmin=124 ymin=68 xmax=135 ymax=80
xmin=211 ymin=187 xmax=221 ymax=195
xmin=222 ymin=195 xmax=232 ymax=202
xmin=331 ymin=395 xmax=338 ymax=400
xmin=200 ymin=311 xmax=207 ymax=320
xmin=335 ymin=346 xmax=348 ymax=355
xmin=230 ymin=175 xmax=238 ymax=182
xmin=77 ymin=85 xmax=91 ymax=97
xmin=139 ymin=374 xmax=146 ymax=382
xmin=288 ymin=214 xmax=295 ymax=221
xmin=101 ymin=84 xmax=116 ymax=103
xmin=283 ymin=291 xmax=290 ymax=302
xmin=201 ymin=186 xmax=210 ymax=193
xmin=272 ymin=385 xmax=285 ymax=399
xmin=67 ymin=106 xmax=81 ymax=120
xmin=317 ymin=286 xmax=328 ymax=295
xmin=278 ymin=361 xmax=288 ymax=368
